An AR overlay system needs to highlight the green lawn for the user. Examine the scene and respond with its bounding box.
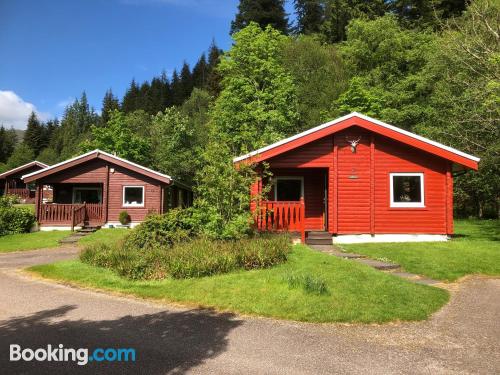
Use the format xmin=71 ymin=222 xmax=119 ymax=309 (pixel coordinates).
xmin=342 ymin=219 xmax=500 ymax=282
xmin=0 ymin=231 xmax=70 ymax=252
xmin=13 ymin=204 xmax=35 ymax=213
xmin=28 ymin=245 xmax=448 ymax=323
xmin=78 ymin=228 xmax=130 ymax=247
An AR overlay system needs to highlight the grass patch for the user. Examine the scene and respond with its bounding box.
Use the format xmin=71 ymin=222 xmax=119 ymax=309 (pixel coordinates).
xmin=13 ymin=204 xmax=35 ymax=213
xmin=29 ymin=245 xmax=448 ymax=323
xmin=0 ymin=231 xmax=70 ymax=252
xmin=78 ymin=228 xmax=130 ymax=247
xmin=342 ymin=219 xmax=500 ymax=282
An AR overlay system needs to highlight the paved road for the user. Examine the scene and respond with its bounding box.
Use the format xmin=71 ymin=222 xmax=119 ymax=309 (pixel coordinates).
xmin=0 ymin=247 xmax=499 ymax=374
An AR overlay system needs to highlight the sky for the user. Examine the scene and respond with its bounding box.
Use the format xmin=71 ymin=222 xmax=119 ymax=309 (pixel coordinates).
xmin=0 ymin=0 xmax=294 ymax=129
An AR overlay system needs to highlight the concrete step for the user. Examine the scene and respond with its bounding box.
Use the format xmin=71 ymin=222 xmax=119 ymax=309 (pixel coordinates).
xmin=59 ymin=237 xmax=81 ymax=244
xmin=355 ymin=258 xmax=400 ymax=270
xmin=77 ymin=228 xmax=98 ymax=233
xmin=306 ymin=238 xmax=332 ymax=245
xmin=307 ymin=231 xmax=331 ymax=239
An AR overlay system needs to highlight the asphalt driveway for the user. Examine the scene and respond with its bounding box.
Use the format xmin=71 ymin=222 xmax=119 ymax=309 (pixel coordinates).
xmin=0 ymin=247 xmax=498 ymax=374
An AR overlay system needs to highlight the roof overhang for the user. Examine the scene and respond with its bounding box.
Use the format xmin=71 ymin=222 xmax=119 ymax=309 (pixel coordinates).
xmin=0 ymin=161 xmax=49 ymax=179
xmin=22 ymin=149 xmax=172 ymax=184
xmin=233 ymin=112 xmax=480 ymax=170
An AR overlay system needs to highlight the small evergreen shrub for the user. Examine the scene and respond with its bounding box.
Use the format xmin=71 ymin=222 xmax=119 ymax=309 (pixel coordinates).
xmin=119 ymin=211 xmax=130 ymax=225
xmin=0 ymin=196 xmax=36 ymax=236
xmin=124 ymin=209 xmax=194 ymax=250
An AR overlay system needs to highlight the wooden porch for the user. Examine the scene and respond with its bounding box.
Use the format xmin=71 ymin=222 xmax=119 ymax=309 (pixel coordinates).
xmin=255 ymin=198 xmax=306 ymax=243
xmin=38 ymin=203 xmax=104 ymax=230
xmin=5 ymin=187 xmax=35 ymax=202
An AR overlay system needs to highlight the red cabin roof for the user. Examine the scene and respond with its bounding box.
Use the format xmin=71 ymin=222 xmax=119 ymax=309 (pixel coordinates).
xmin=233 ymin=113 xmax=480 ymax=171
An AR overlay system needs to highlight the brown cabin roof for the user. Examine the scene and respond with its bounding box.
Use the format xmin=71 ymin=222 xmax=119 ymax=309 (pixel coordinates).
xmin=0 ymin=161 xmax=49 ymax=179
xmin=22 ymin=150 xmax=173 ymax=185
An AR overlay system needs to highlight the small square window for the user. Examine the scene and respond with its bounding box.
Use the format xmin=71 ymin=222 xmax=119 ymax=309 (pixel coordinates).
xmin=123 ymin=186 xmax=144 ymax=207
xmin=390 ymin=173 xmax=424 ymax=207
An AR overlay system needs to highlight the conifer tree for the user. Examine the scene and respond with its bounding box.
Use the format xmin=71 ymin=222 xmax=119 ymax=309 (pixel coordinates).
xmin=170 ymin=69 xmax=183 ymax=106
xmin=231 ymin=0 xmax=289 ymax=34
xmin=122 ymin=79 xmax=140 ymax=113
xmin=206 ymin=41 xmax=223 ymax=95
xmin=294 ymin=0 xmax=324 ymax=34
xmin=180 ymin=61 xmax=194 ymax=102
xmin=192 ymin=53 xmax=208 ymax=88
xmin=23 ymin=112 xmax=44 ymax=155
xmin=0 ymin=126 xmax=17 ymax=163
xmin=101 ymin=89 xmax=120 ymax=124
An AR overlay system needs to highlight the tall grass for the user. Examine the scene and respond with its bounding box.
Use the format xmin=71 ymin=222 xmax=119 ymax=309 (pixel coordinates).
xmin=80 ymin=234 xmax=291 ymax=280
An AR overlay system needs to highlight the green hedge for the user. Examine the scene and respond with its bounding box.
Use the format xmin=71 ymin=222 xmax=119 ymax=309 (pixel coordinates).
xmin=0 ymin=196 xmax=36 ymax=236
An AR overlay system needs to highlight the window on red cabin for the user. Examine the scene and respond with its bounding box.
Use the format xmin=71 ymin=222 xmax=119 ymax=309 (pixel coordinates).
xmin=390 ymin=173 xmax=425 ymax=208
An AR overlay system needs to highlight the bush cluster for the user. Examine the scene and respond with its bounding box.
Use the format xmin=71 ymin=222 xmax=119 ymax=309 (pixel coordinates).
xmin=123 ymin=209 xmax=195 ymax=250
xmin=0 ymin=196 xmax=36 ymax=236
xmin=81 ymin=233 xmax=291 ymax=280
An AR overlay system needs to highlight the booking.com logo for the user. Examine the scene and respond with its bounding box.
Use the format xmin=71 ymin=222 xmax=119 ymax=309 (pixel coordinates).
xmin=10 ymin=344 xmax=136 ymax=366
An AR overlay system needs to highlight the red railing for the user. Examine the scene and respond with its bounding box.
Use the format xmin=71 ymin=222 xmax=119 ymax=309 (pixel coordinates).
xmin=6 ymin=188 xmax=33 ymax=201
xmin=71 ymin=204 xmax=86 ymax=231
xmin=85 ymin=203 xmax=103 ymax=222
xmin=256 ymin=197 xmax=305 ymax=243
xmin=39 ymin=203 xmax=103 ymax=230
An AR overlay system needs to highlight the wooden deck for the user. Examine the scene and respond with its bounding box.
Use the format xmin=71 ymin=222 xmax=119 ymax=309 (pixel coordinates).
xmin=38 ymin=203 xmax=104 ymax=230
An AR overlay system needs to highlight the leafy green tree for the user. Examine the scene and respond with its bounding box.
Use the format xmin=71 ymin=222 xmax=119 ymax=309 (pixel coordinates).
xmin=280 ymin=35 xmax=347 ymax=130
xmin=0 ymin=126 xmax=17 ymax=163
xmin=415 ymin=0 xmax=500 ymax=218
xmin=294 ymin=0 xmax=324 ymax=34
xmin=194 ymin=23 xmax=299 ymax=238
xmin=80 ymin=110 xmax=151 ymax=165
xmin=210 ymin=23 xmax=299 ymax=155
xmin=7 ymin=143 xmax=35 ymax=169
xmin=337 ymin=15 xmax=436 ymax=130
xmin=231 ymin=0 xmax=289 ymax=34
xmin=101 ymin=89 xmax=120 ymax=124
xmin=150 ymin=107 xmax=199 ymax=184
xmin=37 ymin=147 xmax=59 ymax=165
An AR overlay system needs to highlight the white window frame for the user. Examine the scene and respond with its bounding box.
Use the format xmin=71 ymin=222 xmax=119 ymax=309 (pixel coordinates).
xmin=122 ymin=185 xmax=145 ymax=207
xmin=273 ymin=176 xmax=304 ymax=201
xmin=390 ymin=172 xmax=425 ymax=208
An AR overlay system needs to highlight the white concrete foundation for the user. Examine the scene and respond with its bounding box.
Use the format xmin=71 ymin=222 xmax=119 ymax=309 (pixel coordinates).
xmin=39 ymin=226 xmax=82 ymax=231
xmin=332 ymin=234 xmax=449 ymax=244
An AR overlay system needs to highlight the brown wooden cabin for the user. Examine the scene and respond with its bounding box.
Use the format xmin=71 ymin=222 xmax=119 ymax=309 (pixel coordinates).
xmin=0 ymin=161 xmax=48 ymax=202
xmin=22 ymin=150 xmax=192 ymax=229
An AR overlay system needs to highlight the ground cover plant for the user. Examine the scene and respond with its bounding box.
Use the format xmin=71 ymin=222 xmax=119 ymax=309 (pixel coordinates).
xmin=342 ymin=219 xmax=500 ymax=282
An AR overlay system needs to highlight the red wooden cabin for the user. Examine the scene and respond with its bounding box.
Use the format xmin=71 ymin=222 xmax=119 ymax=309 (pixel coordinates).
xmin=0 ymin=161 xmax=48 ymax=202
xmin=234 ymin=113 xmax=480 ymax=243
xmin=22 ymin=150 xmax=192 ymax=230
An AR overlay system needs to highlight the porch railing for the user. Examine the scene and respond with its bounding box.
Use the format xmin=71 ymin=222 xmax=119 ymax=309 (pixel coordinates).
xmin=256 ymin=197 xmax=305 ymax=243
xmin=6 ymin=188 xmax=33 ymax=201
xmin=39 ymin=203 xmax=104 ymax=230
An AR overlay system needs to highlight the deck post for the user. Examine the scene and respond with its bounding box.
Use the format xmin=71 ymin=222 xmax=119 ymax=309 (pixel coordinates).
xmin=71 ymin=206 xmax=75 ymax=232
xmin=300 ymin=197 xmax=305 ymax=244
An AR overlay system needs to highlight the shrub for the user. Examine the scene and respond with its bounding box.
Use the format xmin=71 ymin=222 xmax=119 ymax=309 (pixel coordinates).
xmin=119 ymin=211 xmax=130 ymax=225
xmin=0 ymin=197 xmax=36 ymax=236
xmin=285 ymin=273 xmax=329 ymax=295
xmin=124 ymin=208 xmax=194 ymax=250
xmin=80 ymin=233 xmax=292 ymax=280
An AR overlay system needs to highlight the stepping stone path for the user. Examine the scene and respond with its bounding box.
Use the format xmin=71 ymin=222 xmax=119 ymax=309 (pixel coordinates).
xmin=306 ymin=239 xmax=441 ymax=286
xmin=59 ymin=226 xmax=100 ymax=244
